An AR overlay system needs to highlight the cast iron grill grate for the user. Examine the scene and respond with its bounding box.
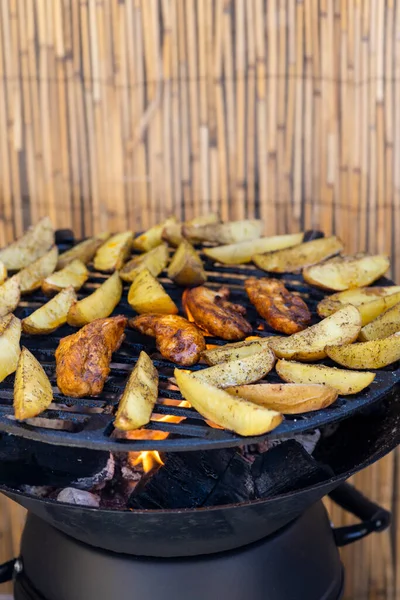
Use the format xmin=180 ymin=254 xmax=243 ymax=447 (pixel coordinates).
xmin=0 ymin=231 xmax=398 ymax=452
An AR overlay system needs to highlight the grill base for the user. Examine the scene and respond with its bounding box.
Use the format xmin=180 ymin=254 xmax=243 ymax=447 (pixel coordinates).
xmin=15 ymin=503 xmax=343 ymax=600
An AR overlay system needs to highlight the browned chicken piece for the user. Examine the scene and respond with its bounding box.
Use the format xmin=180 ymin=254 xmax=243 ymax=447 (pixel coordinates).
xmin=245 ymin=277 xmax=311 ymax=335
xmin=55 ymin=315 xmax=127 ymax=397
xmin=183 ymin=286 xmax=252 ymax=341
xmin=130 ymin=314 xmax=206 ymax=366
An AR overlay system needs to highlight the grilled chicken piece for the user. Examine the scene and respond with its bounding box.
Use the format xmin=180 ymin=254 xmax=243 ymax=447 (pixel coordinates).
xmin=183 ymin=286 xmax=252 ymax=341
xmin=245 ymin=277 xmax=311 ymax=335
xmin=130 ymin=314 xmax=206 ymax=366
xmin=55 ymin=315 xmax=127 ymax=397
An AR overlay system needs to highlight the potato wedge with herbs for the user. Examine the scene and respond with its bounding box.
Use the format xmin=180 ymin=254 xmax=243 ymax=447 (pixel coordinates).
xmin=317 ymin=288 xmax=400 ymax=326
xmin=303 ymin=254 xmax=390 ymax=291
xmin=119 ymin=244 xmax=169 ymax=283
xmin=0 ymin=314 xmax=21 ymax=383
xmin=201 ymin=338 xmax=274 ymax=365
xmin=276 ymin=359 xmax=375 ymax=395
xmin=22 ymin=287 xmax=77 ymax=334
xmin=0 ymin=278 xmax=20 ymax=318
xmin=253 ymin=236 xmax=343 ymax=274
xmin=183 ymin=219 xmax=263 ymax=245
xmin=14 ymin=246 xmax=58 ymax=294
xmin=167 ymin=240 xmax=207 ymax=287
xmin=359 ymin=302 xmax=400 ymax=341
xmin=204 ymin=233 xmax=304 ymax=265
xmin=0 ymin=217 xmax=54 ymax=271
xmin=42 ymin=259 xmax=89 ymax=295
xmin=14 ymin=347 xmax=53 ymax=420
xmin=162 ymin=214 xmax=220 ymax=246
xmin=67 ymin=271 xmax=122 ymax=326
xmin=57 ymin=232 xmax=110 ymax=269
xmin=128 ymin=268 xmax=178 ymax=315
xmin=133 ymin=217 xmax=177 ymax=252
xmin=114 ymin=351 xmax=158 ymax=431
xmin=194 ymin=348 xmax=276 ymax=388
xmin=175 ymin=369 xmax=282 ymax=436
xmin=269 ymin=305 xmax=361 ymax=361
xmin=226 ymin=383 xmax=338 ymax=414
xmin=93 ymin=231 xmax=133 ymax=272
xmin=326 ymin=332 xmax=400 ymax=369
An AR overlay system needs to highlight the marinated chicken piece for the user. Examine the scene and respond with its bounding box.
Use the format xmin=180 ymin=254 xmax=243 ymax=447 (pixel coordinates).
xmin=130 ymin=314 xmax=206 ymax=366
xmin=183 ymin=286 xmax=252 ymax=341
xmin=245 ymin=277 xmax=311 ymax=335
xmin=55 ymin=315 xmax=127 ymax=397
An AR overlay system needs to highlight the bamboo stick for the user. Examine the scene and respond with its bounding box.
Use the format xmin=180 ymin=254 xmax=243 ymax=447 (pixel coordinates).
xmin=245 ymin=0 xmax=256 ymax=220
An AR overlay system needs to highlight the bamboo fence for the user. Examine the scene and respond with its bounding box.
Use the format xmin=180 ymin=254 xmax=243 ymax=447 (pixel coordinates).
xmin=0 ymin=1 xmax=398 ymax=597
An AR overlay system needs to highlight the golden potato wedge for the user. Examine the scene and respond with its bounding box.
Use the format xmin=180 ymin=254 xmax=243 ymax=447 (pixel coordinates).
xmin=326 ymin=332 xmax=400 ymax=369
xmin=42 ymin=259 xmax=89 ymax=295
xmin=57 ymin=232 xmax=110 ymax=269
xmin=253 ymin=236 xmax=343 ymax=273
xmin=114 ymin=351 xmax=159 ymax=430
xmin=175 ymin=368 xmax=283 ymax=436
xmin=0 ymin=262 xmax=6 ymax=285
xmin=167 ymin=240 xmax=207 ymax=287
xmin=194 ymin=348 xmax=275 ymax=388
xmin=183 ymin=219 xmax=263 ymax=245
xmin=359 ymin=302 xmax=400 ymax=341
xmin=269 ymin=305 xmax=361 ymax=361
xmin=67 ymin=271 xmax=122 ymax=326
xmin=22 ymin=287 xmax=77 ymax=334
xmin=14 ymin=347 xmax=53 ymax=420
xmin=119 ymin=244 xmax=169 ymax=283
xmin=303 ymin=254 xmax=390 ymax=291
xmin=128 ymin=268 xmax=178 ymax=315
xmin=317 ymin=288 xmax=400 ymax=326
xmin=0 ymin=278 xmax=20 ymax=318
xmin=133 ymin=217 xmax=177 ymax=252
xmin=0 ymin=217 xmax=54 ymax=270
xmin=203 ymin=233 xmax=304 ymax=265
xmin=162 ymin=214 xmax=220 ymax=247
xmin=93 ymin=231 xmax=133 ymax=272
xmin=201 ymin=338 xmax=274 ymax=365
xmin=0 ymin=314 xmax=21 ymax=383
xmin=226 ymin=383 xmax=338 ymax=414
xmin=275 ymin=359 xmax=375 ymax=395
xmin=14 ymin=246 xmax=58 ymax=294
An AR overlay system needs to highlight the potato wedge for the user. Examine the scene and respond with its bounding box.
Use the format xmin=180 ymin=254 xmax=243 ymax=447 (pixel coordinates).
xmin=14 ymin=246 xmax=58 ymax=294
xmin=317 ymin=288 xmax=400 ymax=326
xmin=276 ymin=359 xmax=375 ymax=395
xmin=0 ymin=217 xmax=54 ymax=270
xmin=201 ymin=338 xmax=274 ymax=365
xmin=203 ymin=233 xmax=304 ymax=265
xmin=119 ymin=244 xmax=169 ymax=283
xmin=359 ymin=302 xmax=400 ymax=341
xmin=114 ymin=351 xmax=159 ymax=430
xmin=183 ymin=219 xmax=263 ymax=245
xmin=0 ymin=262 xmax=6 ymax=285
xmin=57 ymin=232 xmax=110 ymax=269
xmin=133 ymin=217 xmax=177 ymax=252
xmin=303 ymin=254 xmax=390 ymax=291
xmin=253 ymin=236 xmax=343 ymax=273
xmin=128 ymin=268 xmax=178 ymax=315
xmin=93 ymin=231 xmax=133 ymax=272
xmin=0 ymin=314 xmax=21 ymax=383
xmin=22 ymin=287 xmax=77 ymax=334
xmin=67 ymin=271 xmax=122 ymax=326
xmin=42 ymin=259 xmax=89 ymax=295
xmin=167 ymin=240 xmax=207 ymax=287
xmin=194 ymin=348 xmax=275 ymax=388
xmin=226 ymin=383 xmax=338 ymax=414
xmin=175 ymin=369 xmax=283 ymax=436
xmin=326 ymin=332 xmax=400 ymax=369
xmin=269 ymin=305 xmax=361 ymax=361
xmin=0 ymin=277 xmax=20 ymax=317
xmin=162 ymin=214 xmax=220 ymax=246
xmin=14 ymin=347 xmax=53 ymax=420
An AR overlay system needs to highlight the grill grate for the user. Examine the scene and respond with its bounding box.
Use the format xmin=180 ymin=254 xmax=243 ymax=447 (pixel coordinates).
xmin=0 ymin=232 xmax=399 ymax=452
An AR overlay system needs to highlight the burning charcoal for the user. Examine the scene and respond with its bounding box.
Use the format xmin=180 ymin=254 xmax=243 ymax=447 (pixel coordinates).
xmin=203 ymin=453 xmax=254 ymax=506
xmin=20 ymin=485 xmax=53 ymax=498
xmin=252 ymin=440 xmax=334 ymax=499
xmin=57 ymin=488 xmax=100 ymax=507
xmin=71 ymin=454 xmax=115 ymax=491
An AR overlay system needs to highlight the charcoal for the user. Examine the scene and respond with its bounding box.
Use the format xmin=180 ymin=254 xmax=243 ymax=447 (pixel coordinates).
xmin=57 ymin=488 xmax=100 ymax=507
xmin=20 ymin=485 xmax=53 ymax=498
xmin=71 ymin=454 xmax=115 ymax=491
xmin=252 ymin=440 xmax=334 ymax=499
xmin=203 ymin=453 xmax=254 ymax=506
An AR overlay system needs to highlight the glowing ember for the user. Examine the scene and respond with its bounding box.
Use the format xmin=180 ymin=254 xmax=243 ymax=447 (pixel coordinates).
xmin=256 ymin=323 xmax=265 ymax=331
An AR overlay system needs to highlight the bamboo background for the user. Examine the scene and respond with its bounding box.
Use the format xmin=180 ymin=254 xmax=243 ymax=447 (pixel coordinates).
xmin=0 ymin=0 xmax=399 ymax=597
